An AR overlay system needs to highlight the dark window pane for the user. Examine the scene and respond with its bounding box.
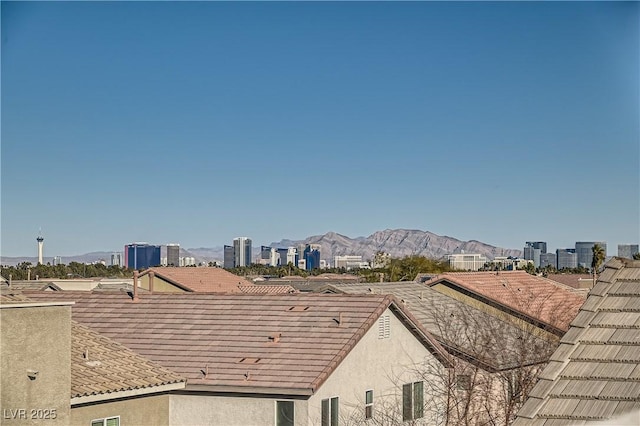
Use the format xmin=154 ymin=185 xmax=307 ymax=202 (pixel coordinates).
xmin=322 ymin=399 xmax=330 ymax=426
xmin=331 ymin=397 xmax=339 ymax=426
xmin=365 ymin=405 xmax=373 ymax=419
xmin=276 ymin=401 xmax=294 ymax=426
xmin=413 ymin=382 xmax=424 ymax=419
xmin=402 ymin=383 xmax=412 ymax=421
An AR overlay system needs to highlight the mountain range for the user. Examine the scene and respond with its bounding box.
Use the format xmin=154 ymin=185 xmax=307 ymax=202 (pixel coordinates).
xmin=1 ymin=229 xmax=523 ymax=267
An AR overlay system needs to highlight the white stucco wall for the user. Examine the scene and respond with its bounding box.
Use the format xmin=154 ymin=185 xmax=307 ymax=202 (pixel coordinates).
xmin=168 ymin=308 xmax=444 ymax=425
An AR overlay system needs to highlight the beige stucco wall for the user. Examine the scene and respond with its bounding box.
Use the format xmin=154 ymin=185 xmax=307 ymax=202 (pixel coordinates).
xmin=139 ymin=275 xmax=184 ymax=293
xmin=70 ymin=394 xmax=170 ymax=426
xmin=1 ymin=303 xmax=72 ymax=425
xmin=168 ymin=307 xmax=444 ymax=425
xmin=307 ymin=307 xmax=444 ymax=425
xmin=169 ymin=393 xmax=308 ymax=426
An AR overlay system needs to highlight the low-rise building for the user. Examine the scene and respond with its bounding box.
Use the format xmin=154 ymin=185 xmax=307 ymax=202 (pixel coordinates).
xmin=23 ymin=291 xmax=453 ymax=425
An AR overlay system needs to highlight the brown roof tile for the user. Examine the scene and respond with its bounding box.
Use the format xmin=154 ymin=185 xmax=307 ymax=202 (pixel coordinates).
xmin=24 ymin=291 xmax=451 ymax=394
xmin=426 ymin=271 xmax=586 ymax=332
xmin=71 ymin=321 xmax=186 ymax=401
xmin=141 ymin=267 xmax=253 ymax=292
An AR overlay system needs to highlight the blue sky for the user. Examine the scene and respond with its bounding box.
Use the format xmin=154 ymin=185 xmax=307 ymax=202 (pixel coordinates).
xmin=2 ymin=1 xmax=638 ymax=258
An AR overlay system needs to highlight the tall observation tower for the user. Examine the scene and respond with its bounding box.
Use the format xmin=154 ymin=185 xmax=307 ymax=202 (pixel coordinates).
xmin=36 ymin=232 xmax=44 ymax=265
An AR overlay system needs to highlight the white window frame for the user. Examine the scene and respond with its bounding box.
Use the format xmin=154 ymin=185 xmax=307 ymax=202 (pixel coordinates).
xmin=365 ymin=389 xmax=374 ymax=420
xmin=321 ymin=396 xmax=339 ymax=426
xmin=90 ymin=416 xmax=120 ymax=426
xmin=402 ymin=381 xmax=424 ymax=421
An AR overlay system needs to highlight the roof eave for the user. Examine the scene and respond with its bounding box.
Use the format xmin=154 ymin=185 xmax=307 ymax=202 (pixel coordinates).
xmin=71 ymin=380 xmax=186 ymax=405
xmin=183 ymin=383 xmax=314 ymax=397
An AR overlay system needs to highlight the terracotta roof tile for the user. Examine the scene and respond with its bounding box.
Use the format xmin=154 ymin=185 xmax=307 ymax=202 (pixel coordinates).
xmin=141 ymin=267 xmax=252 ymax=292
xmin=426 ymin=271 xmax=586 ymax=332
xmin=24 ymin=291 xmax=451 ymax=393
xmin=238 ymin=284 xmax=297 ymax=294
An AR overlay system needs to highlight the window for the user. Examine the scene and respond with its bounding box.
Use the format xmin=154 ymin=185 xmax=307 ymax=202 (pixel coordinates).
xmin=365 ymin=389 xmax=374 ymax=420
xmin=321 ymin=396 xmax=339 ymax=426
xmin=456 ymin=374 xmax=471 ymax=391
xmin=378 ymin=315 xmax=390 ymax=339
xmin=402 ymin=381 xmax=424 ymax=421
xmin=276 ymin=400 xmax=294 ymax=426
xmin=91 ymin=417 xmax=119 ymax=426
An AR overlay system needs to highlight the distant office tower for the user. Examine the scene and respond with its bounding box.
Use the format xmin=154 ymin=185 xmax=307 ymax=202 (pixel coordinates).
xmin=234 ymin=237 xmax=252 ymax=267
xmin=556 ymin=248 xmax=578 ymax=270
xmin=447 ymin=253 xmax=488 ymax=271
xmin=110 ymin=252 xmax=122 ymax=267
xmin=53 ymin=256 xmax=63 ymax=266
xmin=303 ymin=244 xmax=321 ymax=270
xmin=166 ymin=244 xmax=180 ymax=267
xmin=260 ymin=246 xmax=272 ymax=261
xmin=223 ymin=245 xmax=235 ymax=269
xmin=36 ymin=233 xmax=44 ymax=265
xmin=539 ymin=253 xmax=556 ymax=269
xmin=334 ymin=255 xmax=367 ymax=270
xmin=524 ymin=241 xmax=547 ymax=268
xmin=124 ymin=243 xmax=161 ymax=270
xmin=618 ymin=244 xmax=639 ymax=259
xmin=287 ymin=247 xmax=298 ymax=266
xmin=276 ymin=248 xmax=288 ymax=266
xmin=180 ymin=257 xmax=196 ymax=267
xmin=575 ymin=242 xmax=607 ymax=269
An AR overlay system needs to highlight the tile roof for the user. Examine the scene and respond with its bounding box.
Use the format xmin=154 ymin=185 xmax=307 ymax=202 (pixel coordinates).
xmin=546 ymin=274 xmax=594 ymax=289
xmin=140 ymin=267 xmax=253 ymax=292
xmin=332 ymin=281 xmax=557 ymax=372
xmin=23 ymin=291 xmax=452 ymax=395
xmin=71 ymin=321 xmax=186 ymax=403
xmin=513 ymin=258 xmax=640 ymax=425
xmin=238 ymin=284 xmax=297 ymax=294
xmin=425 ymin=271 xmax=586 ymax=333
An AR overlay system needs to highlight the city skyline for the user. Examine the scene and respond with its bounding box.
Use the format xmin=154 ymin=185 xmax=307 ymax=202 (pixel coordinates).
xmin=2 ymin=2 xmax=638 ymax=257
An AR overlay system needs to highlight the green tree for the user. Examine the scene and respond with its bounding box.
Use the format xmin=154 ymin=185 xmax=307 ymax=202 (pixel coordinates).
xmin=633 ymin=252 xmax=640 ymax=260
xmin=591 ymin=243 xmax=606 ymax=286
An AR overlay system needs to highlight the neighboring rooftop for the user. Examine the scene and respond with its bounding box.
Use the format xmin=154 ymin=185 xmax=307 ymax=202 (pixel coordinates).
xmin=514 ymin=258 xmax=640 ymax=425
xmin=139 ymin=267 xmax=253 ymax=292
xmin=331 ymin=281 xmax=557 ymax=372
xmin=71 ymin=321 xmax=186 ymax=404
xmin=425 ymin=271 xmax=587 ymax=334
xmin=23 ymin=291 xmax=451 ymax=395
xmin=546 ymin=273 xmax=594 ymax=289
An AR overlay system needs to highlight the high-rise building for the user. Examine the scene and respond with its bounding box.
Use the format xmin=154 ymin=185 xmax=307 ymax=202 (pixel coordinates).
xmin=575 ymin=242 xmax=607 ymax=269
xmin=556 ymin=248 xmax=577 ymax=270
xmin=166 ymin=244 xmax=180 ymax=267
xmin=539 ymin=253 xmax=556 ymax=269
xmin=618 ymin=244 xmax=639 ymax=259
xmin=36 ymin=233 xmax=44 ymax=265
xmin=233 ymin=237 xmax=252 ymax=267
xmin=447 ymin=254 xmax=488 ymax=271
xmin=286 ymin=247 xmax=298 ymax=266
xmin=124 ymin=243 xmax=161 ymax=270
xmin=524 ymin=241 xmax=547 ymax=268
xmin=53 ymin=256 xmax=63 ymax=266
xmin=110 ymin=252 xmax=122 ymax=267
xmin=303 ymin=244 xmax=321 ymax=270
xmin=223 ymin=245 xmax=235 ymax=269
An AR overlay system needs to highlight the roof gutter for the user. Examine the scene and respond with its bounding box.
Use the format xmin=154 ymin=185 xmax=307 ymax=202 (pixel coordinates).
xmin=183 ymin=383 xmax=314 ymax=397
xmin=71 ymin=381 xmax=186 ymax=405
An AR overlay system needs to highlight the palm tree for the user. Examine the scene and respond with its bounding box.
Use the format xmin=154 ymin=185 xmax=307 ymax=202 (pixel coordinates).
xmin=591 ymin=244 xmax=606 ymax=286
